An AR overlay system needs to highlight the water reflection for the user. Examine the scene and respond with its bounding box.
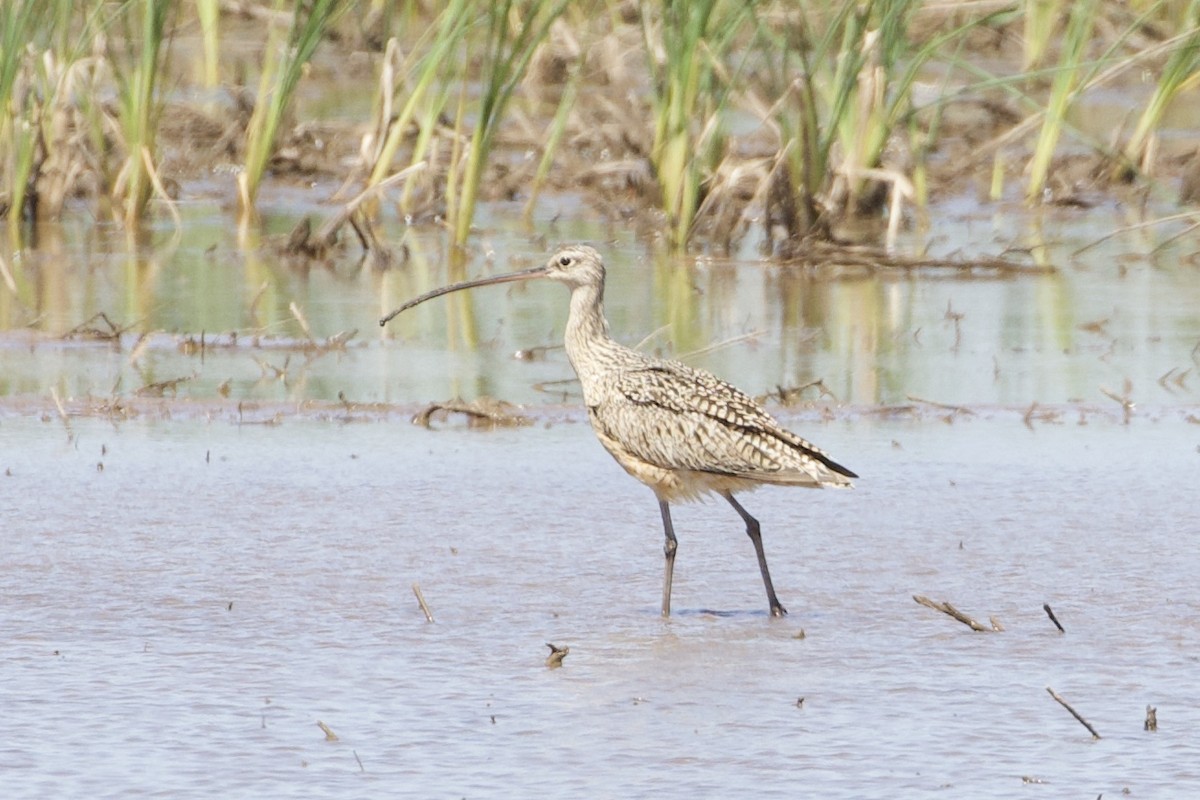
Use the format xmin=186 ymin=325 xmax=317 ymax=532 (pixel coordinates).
xmin=0 ymin=201 xmax=1198 ymax=409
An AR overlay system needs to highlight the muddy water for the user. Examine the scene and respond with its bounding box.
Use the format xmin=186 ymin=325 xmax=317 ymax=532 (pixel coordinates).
xmin=3 ymin=413 xmax=1198 ymax=797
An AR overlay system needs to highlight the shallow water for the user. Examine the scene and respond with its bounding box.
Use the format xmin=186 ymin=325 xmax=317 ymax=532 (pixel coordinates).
xmin=3 ymin=413 xmax=1198 ymax=797
xmin=3 ymin=198 xmax=1200 ymax=414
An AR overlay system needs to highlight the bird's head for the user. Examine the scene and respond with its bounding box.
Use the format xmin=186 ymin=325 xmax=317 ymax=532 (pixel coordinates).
xmin=541 ymin=245 xmax=605 ymax=290
xmin=379 ymin=244 xmax=606 ymax=327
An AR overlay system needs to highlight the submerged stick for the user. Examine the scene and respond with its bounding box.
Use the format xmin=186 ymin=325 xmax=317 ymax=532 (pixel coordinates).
xmin=412 ymin=583 xmax=434 ymax=623
xmin=913 ymin=595 xmax=991 ymax=632
xmin=1046 ymin=687 xmax=1101 ymax=739
xmin=1043 ymin=603 xmax=1065 ymax=633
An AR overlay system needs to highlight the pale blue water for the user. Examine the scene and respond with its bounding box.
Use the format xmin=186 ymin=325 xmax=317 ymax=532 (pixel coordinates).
xmin=2 ymin=413 xmax=1198 ymax=798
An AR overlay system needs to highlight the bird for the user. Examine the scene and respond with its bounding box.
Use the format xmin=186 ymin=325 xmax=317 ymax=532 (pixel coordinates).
xmin=380 ymin=245 xmax=857 ymax=618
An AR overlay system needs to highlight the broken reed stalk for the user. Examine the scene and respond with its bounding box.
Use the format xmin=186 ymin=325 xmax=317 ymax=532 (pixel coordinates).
xmin=1046 ymin=687 xmax=1101 ymax=739
xmin=913 ymin=595 xmax=993 ymax=632
xmin=412 ymin=583 xmax=434 ymax=623
xmin=545 ymin=642 xmax=568 ymax=668
xmin=316 ymin=720 xmax=339 ymax=741
xmin=1043 ymin=603 xmax=1065 ymax=633
xmin=49 ymin=387 xmax=73 ymax=441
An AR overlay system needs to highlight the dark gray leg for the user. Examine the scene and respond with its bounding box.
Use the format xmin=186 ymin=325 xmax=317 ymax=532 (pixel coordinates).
xmin=722 ymin=492 xmax=787 ymax=617
xmin=658 ymin=500 xmax=678 ymax=618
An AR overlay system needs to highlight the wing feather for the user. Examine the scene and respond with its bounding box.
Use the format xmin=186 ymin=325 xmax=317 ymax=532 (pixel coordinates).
xmin=587 ymin=361 xmax=855 ymax=484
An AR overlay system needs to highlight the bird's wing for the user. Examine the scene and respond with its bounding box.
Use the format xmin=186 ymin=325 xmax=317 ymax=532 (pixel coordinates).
xmin=587 ymin=361 xmax=854 ymax=483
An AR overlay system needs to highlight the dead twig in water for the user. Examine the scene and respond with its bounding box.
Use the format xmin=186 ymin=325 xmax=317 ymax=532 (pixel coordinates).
xmin=1157 ymin=367 xmax=1191 ymax=393
xmin=913 ymin=595 xmax=993 ymax=632
xmin=413 ymin=398 xmax=532 ymax=429
xmin=412 ymin=583 xmax=434 ymax=623
xmin=1043 ymin=603 xmax=1065 ymax=633
xmin=775 ymin=240 xmax=1054 ymax=275
xmin=545 ymin=642 xmax=569 ymax=668
xmin=1100 ymin=380 xmax=1135 ymax=425
xmin=1071 ymin=210 xmax=1200 ymax=256
xmin=63 ymin=312 xmax=137 ymax=342
xmin=1023 ymin=401 xmax=1062 ymax=430
xmin=1046 ymin=687 xmax=1101 ymax=740
xmin=316 ymin=721 xmax=339 ymax=741
xmin=756 ymin=379 xmax=837 ymax=407
xmin=135 ymin=374 xmax=193 ymax=398
xmin=1144 ymin=705 xmax=1158 ymax=732
xmin=905 ymin=395 xmax=976 ymax=417
xmin=316 ymin=162 xmax=428 ymax=244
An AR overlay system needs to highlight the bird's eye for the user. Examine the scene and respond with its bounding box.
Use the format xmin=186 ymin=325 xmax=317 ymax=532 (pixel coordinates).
xmin=559 ymin=256 xmax=571 ymax=266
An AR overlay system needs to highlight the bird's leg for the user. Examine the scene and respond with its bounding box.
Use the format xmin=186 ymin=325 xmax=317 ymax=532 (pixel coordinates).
xmin=658 ymin=499 xmax=678 ymax=618
xmin=722 ymin=492 xmax=787 ymax=617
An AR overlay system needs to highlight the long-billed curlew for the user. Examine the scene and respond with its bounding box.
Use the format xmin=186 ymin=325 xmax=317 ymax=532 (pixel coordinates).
xmin=380 ymin=245 xmax=857 ymax=618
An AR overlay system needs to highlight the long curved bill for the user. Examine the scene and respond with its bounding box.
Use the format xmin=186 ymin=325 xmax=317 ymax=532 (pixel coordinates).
xmin=379 ymin=264 xmax=550 ymax=327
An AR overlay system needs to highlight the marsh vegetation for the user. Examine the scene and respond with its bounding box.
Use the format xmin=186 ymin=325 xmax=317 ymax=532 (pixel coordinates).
xmin=2 ymin=0 xmax=1198 ymax=257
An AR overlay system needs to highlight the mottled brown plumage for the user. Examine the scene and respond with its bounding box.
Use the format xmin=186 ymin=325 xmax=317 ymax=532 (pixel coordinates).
xmin=381 ymin=245 xmax=856 ymax=617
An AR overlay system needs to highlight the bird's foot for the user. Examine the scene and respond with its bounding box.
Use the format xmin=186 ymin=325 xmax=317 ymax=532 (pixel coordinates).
xmin=770 ymin=603 xmax=788 ymax=618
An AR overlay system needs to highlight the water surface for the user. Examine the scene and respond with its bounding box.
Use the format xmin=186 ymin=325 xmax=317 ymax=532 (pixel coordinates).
xmin=3 ymin=414 xmax=1197 ymax=797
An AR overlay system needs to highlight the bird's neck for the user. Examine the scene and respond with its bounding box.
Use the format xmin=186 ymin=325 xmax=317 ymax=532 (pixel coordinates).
xmin=563 ymin=282 xmax=619 ymax=396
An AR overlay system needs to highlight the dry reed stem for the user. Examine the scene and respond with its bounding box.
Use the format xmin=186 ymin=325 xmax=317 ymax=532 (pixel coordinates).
xmin=316 ymin=721 xmax=339 ymax=741
xmin=412 ymin=583 xmax=434 ymax=623
xmin=1046 ymin=687 xmax=1101 ymax=739
xmin=49 ymin=387 xmax=73 ymax=441
xmin=913 ymin=595 xmax=992 ymax=632
xmin=545 ymin=642 xmax=568 ymax=668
